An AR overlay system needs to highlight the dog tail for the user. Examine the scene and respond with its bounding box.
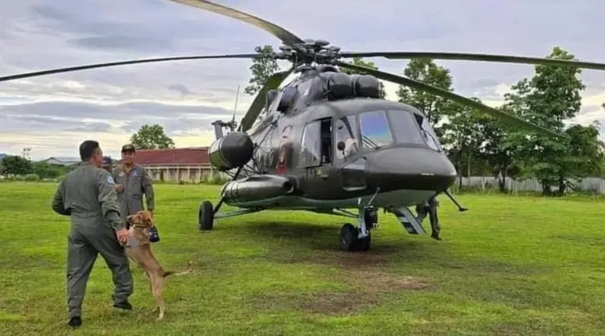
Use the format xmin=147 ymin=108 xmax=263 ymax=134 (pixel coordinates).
xmin=164 ymin=261 xmax=193 ymax=278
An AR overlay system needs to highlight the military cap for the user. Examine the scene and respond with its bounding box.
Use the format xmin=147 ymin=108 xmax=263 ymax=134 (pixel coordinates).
xmin=121 ymin=144 xmax=136 ymax=153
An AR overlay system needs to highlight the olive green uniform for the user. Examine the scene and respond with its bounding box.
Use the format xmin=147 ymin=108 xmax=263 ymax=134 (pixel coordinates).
xmin=51 ymin=162 xmax=133 ymax=319
xmin=415 ymin=196 xmax=441 ymax=236
xmin=112 ymin=164 xmax=155 ymax=222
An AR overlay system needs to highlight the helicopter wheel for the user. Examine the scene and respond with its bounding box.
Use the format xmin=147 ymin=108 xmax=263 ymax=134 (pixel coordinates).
xmin=357 ymin=230 xmax=371 ymax=252
xmin=340 ymin=223 xmax=358 ymax=252
xmin=198 ymin=200 xmax=214 ymax=231
xmin=340 ymin=223 xmax=371 ymax=252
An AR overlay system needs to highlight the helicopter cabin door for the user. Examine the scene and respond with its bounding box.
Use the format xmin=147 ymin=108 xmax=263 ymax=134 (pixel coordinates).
xmin=298 ymin=117 xmax=334 ymax=190
xmin=333 ymin=115 xmax=366 ymax=192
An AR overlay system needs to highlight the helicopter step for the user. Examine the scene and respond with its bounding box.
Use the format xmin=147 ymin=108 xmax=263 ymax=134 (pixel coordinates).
xmin=387 ymin=206 xmax=426 ymax=236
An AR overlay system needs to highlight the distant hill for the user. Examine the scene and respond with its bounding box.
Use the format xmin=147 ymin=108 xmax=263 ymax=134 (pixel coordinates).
xmin=0 ymin=153 xmax=6 ymax=161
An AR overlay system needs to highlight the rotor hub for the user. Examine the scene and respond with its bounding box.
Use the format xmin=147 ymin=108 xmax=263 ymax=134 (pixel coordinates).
xmin=273 ymin=40 xmax=342 ymax=66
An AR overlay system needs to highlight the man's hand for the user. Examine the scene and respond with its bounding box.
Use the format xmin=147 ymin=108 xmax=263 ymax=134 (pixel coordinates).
xmin=114 ymin=184 xmax=124 ymax=193
xmin=148 ymin=209 xmax=154 ymax=217
xmin=116 ymin=228 xmax=129 ymax=245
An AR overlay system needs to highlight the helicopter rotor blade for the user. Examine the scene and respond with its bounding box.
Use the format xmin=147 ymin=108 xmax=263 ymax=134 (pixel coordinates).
xmin=167 ymin=0 xmax=304 ymax=47
xmin=238 ymin=69 xmax=292 ymax=133
xmin=340 ymin=51 xmax=605 ymax=71
xmin=335 ymin=61 xmax=564 ymax=138
xmin=0 ymin=54 xmax=266 ymax=83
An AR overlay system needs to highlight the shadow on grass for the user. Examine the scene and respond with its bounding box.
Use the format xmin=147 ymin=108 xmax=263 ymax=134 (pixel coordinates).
xmin=222 ymin=221 xmax=436 ymax=268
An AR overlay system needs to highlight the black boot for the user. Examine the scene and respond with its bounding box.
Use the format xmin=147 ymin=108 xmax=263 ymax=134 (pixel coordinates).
xmin=67 ymin=316 xmax=82 ymax=328
xmin=113 ymin=300 xmax=133 ymax=310
xmin=431 ymin=232 xmax=442 ymax=241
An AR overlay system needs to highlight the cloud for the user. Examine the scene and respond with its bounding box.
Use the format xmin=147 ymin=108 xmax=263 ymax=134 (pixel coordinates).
xmin=1 ymin=0 xmax=605 ymax=159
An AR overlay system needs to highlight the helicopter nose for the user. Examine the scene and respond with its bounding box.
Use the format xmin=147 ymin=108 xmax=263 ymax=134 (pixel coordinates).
xmin=364 ymin=147 xmax=457 ymax=192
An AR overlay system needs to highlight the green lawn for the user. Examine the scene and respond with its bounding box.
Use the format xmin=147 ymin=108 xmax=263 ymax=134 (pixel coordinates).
xmin=2 ymin=182 xmax=605 ymax=335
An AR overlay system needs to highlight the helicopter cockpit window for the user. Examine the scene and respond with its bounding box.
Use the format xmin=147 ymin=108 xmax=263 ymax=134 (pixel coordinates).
xmin=387 ymin=110 xmax=425 ymax=145
xmin=418 ymin=116 xmax=443 ymax=151
xmin=334 ymin=115 xmax=359 ymax=160
xmin=359 ymin=110 xmax=393 ymax=149
xmin=299 ymin=120 xmax=322 ymax=166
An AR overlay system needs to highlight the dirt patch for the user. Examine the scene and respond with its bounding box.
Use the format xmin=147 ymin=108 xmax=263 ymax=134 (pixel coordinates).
xmin=297 ymin=292 xmax=379 ymax=315
xmin=246 ymin=270 xmax=430 ymax=316
xmin=347 ymin=270 xmax=431 ymax=292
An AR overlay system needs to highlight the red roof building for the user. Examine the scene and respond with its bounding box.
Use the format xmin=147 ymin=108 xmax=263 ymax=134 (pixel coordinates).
xmin=117 ymin=147 xmax=210 ymax=167
xmin=116 ymin=147 xmax=212 ymax=182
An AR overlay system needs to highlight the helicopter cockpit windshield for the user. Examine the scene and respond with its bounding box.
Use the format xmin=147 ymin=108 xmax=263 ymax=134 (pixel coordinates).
xmin=334 ymin=109 xmax=443 ymax=160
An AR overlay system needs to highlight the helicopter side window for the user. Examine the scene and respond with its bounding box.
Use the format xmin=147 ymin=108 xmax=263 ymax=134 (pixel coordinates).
xmin=334 ymin=115 xmax=359 ymax=160
xmin=299 ymin=120 xmax=322 ymax=166
xmin=387 ymin=110 xmax=425 ymax=145
xmin=414 ymin=114 xmax=443 ymax=151
xmin=359 ymin=110 xmax=393 ymax=149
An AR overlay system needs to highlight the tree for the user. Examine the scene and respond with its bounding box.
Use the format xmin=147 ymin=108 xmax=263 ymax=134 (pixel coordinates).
xmin=1 ymin=155 xmax=33 ymax=175
xmin=503 ymin=47 xmax=588 ymax=195
xmin=476 ymin=110 xmax=522 ymax=193
xmin=440 ymin=97 xmax=485 ymax=187
xmin=32 ymin=162 xmax=65 ymax=179
xmin=395 ymin=59 xmax=454 ymax=132
xmin=244 ymin=45 xmax=280 ymax=96
xmin=339 ymin=57 xmax=386 ymax=99
xmin=130 ymin=124 xmax=175 ymax=150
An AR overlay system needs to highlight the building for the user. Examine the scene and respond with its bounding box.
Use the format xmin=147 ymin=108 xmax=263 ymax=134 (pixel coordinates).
xmin=117 ymin=147 xmax=213 ymax=182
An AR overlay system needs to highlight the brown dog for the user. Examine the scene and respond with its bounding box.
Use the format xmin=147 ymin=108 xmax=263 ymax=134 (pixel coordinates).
xmin=125 ymin=210 xmax=193 ymax=320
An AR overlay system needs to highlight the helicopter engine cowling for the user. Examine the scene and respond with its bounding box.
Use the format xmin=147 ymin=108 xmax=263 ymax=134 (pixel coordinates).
xmin=323 ymin=72 xmax=353 ymax=100
xmin=351 ymin=74 xmax=381 ymax=98
xmin=208 ymin=131 xmax=254 ymax=171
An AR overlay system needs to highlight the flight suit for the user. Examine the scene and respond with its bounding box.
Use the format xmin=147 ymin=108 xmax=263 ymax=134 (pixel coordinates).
xmin=415 ymin=196 xmax=441 ymax=238
xmin=51 ymin=162 xmax=133 ymax=319
xmin=112 ymin=164 xmax=155 ymax=222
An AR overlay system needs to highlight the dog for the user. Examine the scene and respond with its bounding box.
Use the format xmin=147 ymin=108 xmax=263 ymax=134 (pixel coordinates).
xmin=124 ymin=210 xmax=193 ymax=320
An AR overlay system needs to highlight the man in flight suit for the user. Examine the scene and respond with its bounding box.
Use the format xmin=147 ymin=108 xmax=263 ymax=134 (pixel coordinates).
xmin=415 ymin=195 xmax=442 ymax=241
xmin=113 ymin=144 xmax=155 ymax=230
xmin=51 ymin=140 xmax=133 ymax=328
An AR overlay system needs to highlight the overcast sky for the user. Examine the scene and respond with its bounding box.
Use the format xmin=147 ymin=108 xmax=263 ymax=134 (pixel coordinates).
xmin=1 ymin=0 xmax=604 ymax=160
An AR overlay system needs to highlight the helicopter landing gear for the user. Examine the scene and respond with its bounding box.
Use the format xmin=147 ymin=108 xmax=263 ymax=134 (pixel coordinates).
xmin=198 ymin=200 xmax=214 ymax=231
xmin=339 ymin=207 xmax=377 ymax=252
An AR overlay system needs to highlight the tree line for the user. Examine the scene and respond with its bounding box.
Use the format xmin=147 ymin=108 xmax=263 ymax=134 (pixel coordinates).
xmin=244 ymin=45 xmax=604 ymax=196
xmin=1 ymin=125 xmax=176 ymax=178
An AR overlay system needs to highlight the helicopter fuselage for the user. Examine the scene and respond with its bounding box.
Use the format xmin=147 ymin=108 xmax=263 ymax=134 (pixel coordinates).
xmin=219 ymin=96 xmax=457 ymax=211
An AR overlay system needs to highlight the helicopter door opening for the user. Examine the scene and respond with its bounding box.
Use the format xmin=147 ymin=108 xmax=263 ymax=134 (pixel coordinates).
xmin=320 ymin=118 xmax=333 ymax=164
xmin=299 ymin=117 xmax=333 ymax=167
xmin=334 ymin=115 xmax=367 ymax=192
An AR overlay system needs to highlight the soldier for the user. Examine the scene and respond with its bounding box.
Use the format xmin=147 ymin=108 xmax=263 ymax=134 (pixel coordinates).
xmin=113 ymin=144 xmax=158 ymax=241
xmin=51 ymin=140 xmax=133 ymax=328
xmin=415 ymin=195 xmax=442 ymax=241
xmin=101 ymin=156 xmax=113 ymax=173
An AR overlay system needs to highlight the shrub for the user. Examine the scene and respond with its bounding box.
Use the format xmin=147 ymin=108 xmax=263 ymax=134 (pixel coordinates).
xmin=24 ymin=174 xmax=40 ymax=182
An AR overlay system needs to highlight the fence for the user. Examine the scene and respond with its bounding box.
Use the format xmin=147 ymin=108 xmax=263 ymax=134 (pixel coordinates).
xmin=455 ymin=176 xmax=605 ymax=194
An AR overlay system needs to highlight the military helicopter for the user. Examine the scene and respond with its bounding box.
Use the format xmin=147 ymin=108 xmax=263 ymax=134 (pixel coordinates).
xmin=3 ymin=0 xmax=605 ymax=252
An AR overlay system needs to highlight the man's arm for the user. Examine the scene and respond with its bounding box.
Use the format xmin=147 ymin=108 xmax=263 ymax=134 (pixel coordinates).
xmin=96 ymin=170 xmax=125 ymax=231
xmin=142 ymin=168 xmax=155 ymax=211
xmin=111 ymin=168 xmax=123 ymax=193
xmin=51 ymin=181 xmax=70 ymax=216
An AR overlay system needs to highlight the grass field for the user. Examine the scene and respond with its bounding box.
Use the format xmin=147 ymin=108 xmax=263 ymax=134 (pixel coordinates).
xmin=2 ymin=183 xmax=605 ymax=335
